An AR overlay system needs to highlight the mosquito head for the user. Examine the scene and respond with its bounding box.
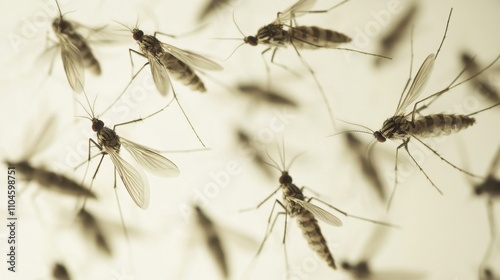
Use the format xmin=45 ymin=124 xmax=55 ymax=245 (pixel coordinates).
xmin=52 ymin=17 xmax=73 ymax=34
xmin=244 ymin=35 xmax=258 ymax=46
xmin=132 ymin=28 xmax=144 ymax=41
xmin=91 ymin=118 xmax=104 ymax=132
xmin=279 ymin=171 xmax=293 ymax=185
xmin=373 ymin=131 xmax=386 ymax=143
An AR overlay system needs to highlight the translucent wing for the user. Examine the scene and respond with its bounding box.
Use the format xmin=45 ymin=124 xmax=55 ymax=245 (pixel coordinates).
xmin=105 ymin=147 xmax=150 ymax=209
xmin=395 ymin=54 xmax=435 ymax=115
xmin=273 ymin=0 xmax=317 ymax=24
xmin=121 ymin=137 xmax=180 ymax=178
xmin=160 ymin=42 xmax=223 ymax=71
xmin=289 ymin=197 xmax=343 ymax=226
xmin=147 ymin=53 xmax=171 ymax=95
xmin=59 ymin=36 xmax=85 ymax=93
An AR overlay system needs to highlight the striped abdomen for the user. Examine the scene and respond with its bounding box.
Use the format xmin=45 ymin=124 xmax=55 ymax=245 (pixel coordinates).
xmin=296 ymin=210 xmax=337 ymax=269
xmin=290 ymin=26 xmax=351 ymax=49
xmin=409 ymin=114 xmax=475 ymax=138
xmin=161 ymin=53 xmax=206 ymax=92
xmin=67 ymin=33 xmax=101 ymax=75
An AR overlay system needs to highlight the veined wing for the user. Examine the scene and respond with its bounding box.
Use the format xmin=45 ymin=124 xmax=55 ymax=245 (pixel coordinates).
xmin=160 ymin=42 xmax=223 ymax=71
xmin=273 ymin=0 xmax=317 ymax=24
xmin=105 ymin=147 xmax=150 ymax=209
xmin=121 ymin=137 xmax=180 ymax=178
xmin=289 ymin=197 xmax=343 ymax=226
xmin=59 ymin=35 xmax=85 ymax=93
xmin=147 ymin=52 xmax=171 ymax=95
xmin=395 ymin=54 xmax=435 ymax=115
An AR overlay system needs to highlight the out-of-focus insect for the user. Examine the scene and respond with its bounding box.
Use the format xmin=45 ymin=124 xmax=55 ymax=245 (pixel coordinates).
xmin=347 ymin=9 xmax=500 ymax=208
xmin=237 ymin=83 xmax=298 ymax=108
xmin=197 ymin=0 xmax=236 ymax=23
xmin=52 ymin=262 xmax=71 ymax=280
xmin=241 ymin=145 xmax=395 ymax=276
xmin=76 ymin=208 xmax=112 ymax=256
xmin=374 ymin=2 xmax=419 ymax=67
xmin=343 ymin=132 xmax=386 ymax=202
xmin=47 ymin=0 xmax=102 ymax=92
xmin=471 ymin=146 xmax=500 ymax=280
xmin=4 ymin=115 xmax=96 ymax=199
xmin=78 ymin=93 xmax=180 ymax=209
xmin=460 ymin=52 xmax=500 ymax=105
xmin=229 ymin=0 xmax=389 ymax=130
xmin=235 ymin=128 xmax=274 ymax=179
xmin=194 ymin=205 xmax=229 ymax=279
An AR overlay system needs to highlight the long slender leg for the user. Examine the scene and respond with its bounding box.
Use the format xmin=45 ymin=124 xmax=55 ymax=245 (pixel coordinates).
xmin=386 ymin=140 xmax=406 ymax=210
xmin=479 ymin=198 xmax=496 ymax=278
xmin=404 ymin=140 xmax=443 ymax=195
xmin=239 ymin=186 xmax=281 ymax=212
xmin=282 ymin=207 xmax=290 ymax=279
xmin=112 ymin=97 xmax=176 ymax=130
xmin=269 ymin=47 xmax=302 ymax=78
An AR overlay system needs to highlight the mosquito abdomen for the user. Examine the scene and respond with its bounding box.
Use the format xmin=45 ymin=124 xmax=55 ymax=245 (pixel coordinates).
xmin=291 ymin=26 xmax=351 ymax=49
xmin=66 ymin=33 xmax=101 ymax=75
xmin=296 ymin=210 xmax=337 ymax=269
xmin=411 ymin=114 xmax=475 ymax=138
xmin=161 ymin=53 xmax=206 ymax=92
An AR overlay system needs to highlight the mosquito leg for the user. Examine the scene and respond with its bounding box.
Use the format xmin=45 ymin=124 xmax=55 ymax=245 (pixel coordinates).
xmin=394 ymin=26 xmax=415 ymax=114
xmin=114 ymin=166 xmax=132 ymax=248
xmin=112 ymin=97 xmax=176 ymax=130
xmin=410 ymin=135 xmax=483 ymax=178
xmin=239 ymin=186 xmax=281 ymax=212
xmin=269 ymin=47 xmax=302 ymax=78
xmin=479 ymin=198 xmax=496 ymax=277
xmin=386 ymin=140 xmax=406 ymax=211
xmin=289 ymin=40 xmax=336 ymax=130
xmin=404 ymin=139 xmax=443 ymax=195
xmin=260 ymin=47 xmax=273 ymax=89
xmin=283 ymin=209 xmax=290 ymax=279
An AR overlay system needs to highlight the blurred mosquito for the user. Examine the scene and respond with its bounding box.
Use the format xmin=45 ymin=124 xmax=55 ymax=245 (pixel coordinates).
xmin=77 ymin=92 xmax=180 ymax=210
xmin=374 ymin=2 xmax=419 ymax=67
xmin=241 ymin=144 xmax=395 ymax=277
xmin=470 ymin=146 xmax=500 ymax=280
xmin=224 ymin=0 xmax=390 ymax=130
xmin=197 ymin=0 xmax=236 ymax=23
xmin=108 ymin=23 xmax=224 ymax=146
xmin=340 ymin=9 xmax=500 ymax=209
xmin=193 ymin=205 xmax=229 ymax=279
xmin=45 ymin=0 xmax=103 ymax=92
xmin=52 ymin=262 xmax=71 ymax=280
xmin=460 ymin=52 xmax=500 ymax=105
xmin=76 ymin=208 xmax=112 ymax=256
xmin=343 ymin=132 xmax=386 ymax=202
xmin=235 ymin=128 xmax=274 ymax=179
xmin=4 ymin=115 xmax=96 ymax=199
xmin=237 ymin=83 xmax=298 ymax=108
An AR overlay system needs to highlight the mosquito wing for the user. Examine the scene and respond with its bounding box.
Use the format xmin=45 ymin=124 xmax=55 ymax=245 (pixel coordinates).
xmin=273 ymin=0 xmax=317 ymax=24
xmin=161 ymin=42 xmax=223 ymax=71
xmin=395 ymin=54 xmax=435 ymax=115
xmin=147 ymin=53 xmax=171 ymax=95
xmin=121 ymin=137 xmax=180 ymax=178
xmin=289 ymin=197 xmax=343 ymax=226
xmin=105 ymin=147 xmax=150 ymax=209
xmin=59 ymin=36 xmax=85 ymax=93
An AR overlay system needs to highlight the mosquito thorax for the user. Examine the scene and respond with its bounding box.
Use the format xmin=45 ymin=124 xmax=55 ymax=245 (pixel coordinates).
xmin=91 ymin=118 xmax=104 ymax=132
xmin=244 ymin=36 xmax=258 ymax=46
xmin=132 ymin=29 xmax=144 ymax=41
xmin=279 ymin=171 xmax=293 ymax=184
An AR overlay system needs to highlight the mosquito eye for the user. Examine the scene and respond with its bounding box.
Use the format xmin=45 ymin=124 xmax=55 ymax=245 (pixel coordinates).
xmin=133 ymin=30 xmax=143 ymax=40
xmin=374 ymin=131 xmax=386 ymax=142
xmin=245 ymin=36 xmax=257 ymax=46
xmin=92 ymin=120 xmax=104 ymax=132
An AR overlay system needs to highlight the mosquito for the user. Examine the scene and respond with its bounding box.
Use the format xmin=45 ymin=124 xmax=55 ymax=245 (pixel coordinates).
xmin=47 ymin=0 xmax=102 ymax=92
xmin=52 ymin=262 xmax=71 ymax=280
xmin=194 ymin=205 xmax=229 ymax=279
xmin=229 ymin=0 xmax=389 ymax=130
xmin=237 ymin=83 xmax=298 ymax=108
xmin=4 ymin=115 xmax=96 ymax=199
xmin=241 ymin=144 xmax=395 ymax=277
xmin=472 ymin=146 xmax=500 ymax=280
xmin=235 ymin=128 xmax=274 ymax=179
xmin=107 ymin=24 xmax=223 ymax=146
xmin=343 ymin=132 xmax=386 ymax=202
xmin=460 ymin=52 xmax=500 ymax=105
xmin=374 ymin=2 xmax=419 ymax=67
xmin=77 ymin=92 xmax=180 ymax=210
xmin=76 ymin=208 xmax=112 ymax=256
xmin=197 ymin=0 xmax=236 ymax=23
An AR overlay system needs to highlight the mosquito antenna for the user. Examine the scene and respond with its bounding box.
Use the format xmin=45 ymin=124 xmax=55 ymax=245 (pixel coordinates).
xmin=81 ymin=89 xmax=95 ymax=118
xmin=222 ymin=42 xmax=245 ymax=61
xmin=265 ymin=148 xmax=281 ymax=172
xmin=435 ymin=8 xmax=453 ymax=61
xmin=113 ymin=20 xmax=132 ymax=31
xmin=329 ymin=129 xmax=373 ymax=137
xmin=363 ymin=138 xmax=378 ymax=161
xmin=55 ymin=0 xmax=63 ymax=18
xmin=281 ymin=136 xmax=286 ymax=171
xmin=75 ymin=98 xmax=92 ymax=119
xmin=337 ymin=119 xmax=375 ymax=134
xmin=285 ymin=152 xmax=306 ymax=172
xmin=232 ymin=10 xmax=246 ymax=37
